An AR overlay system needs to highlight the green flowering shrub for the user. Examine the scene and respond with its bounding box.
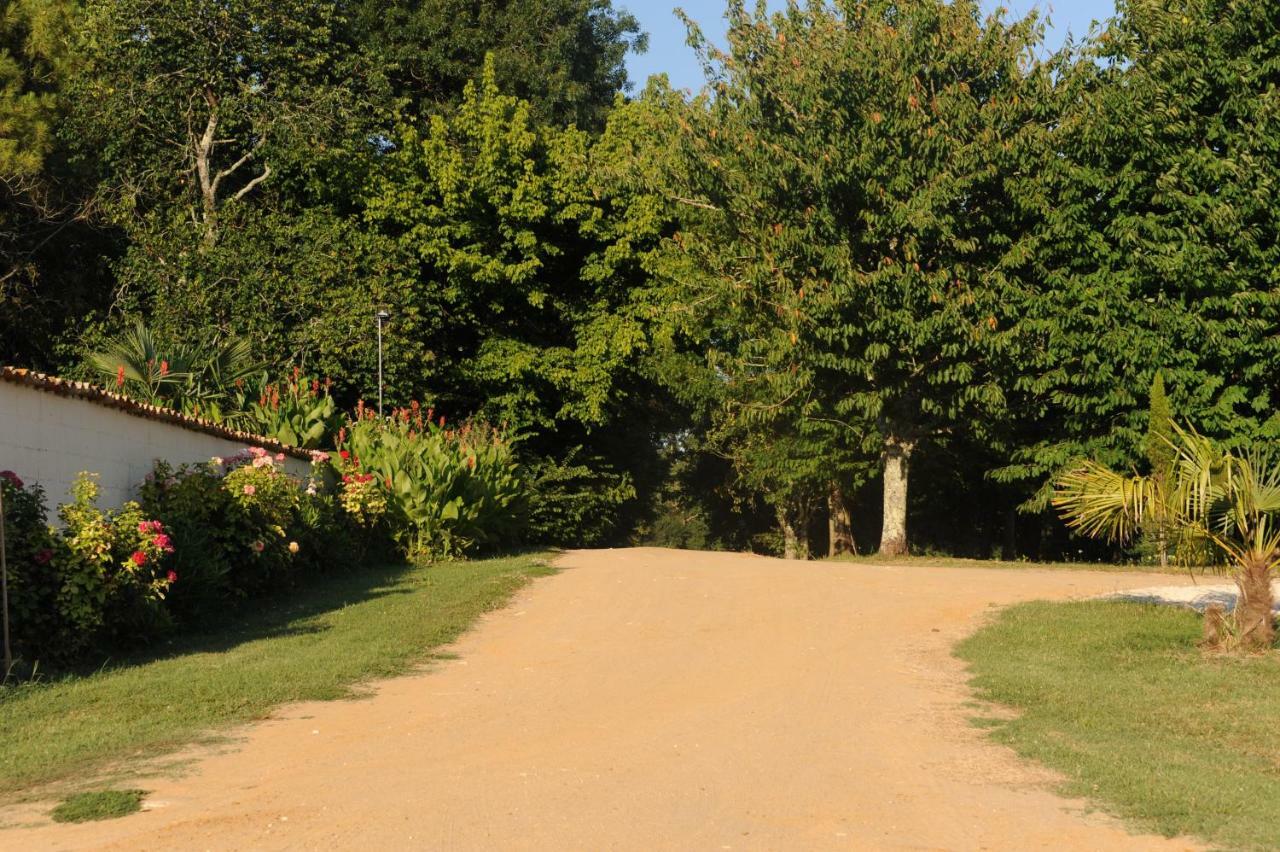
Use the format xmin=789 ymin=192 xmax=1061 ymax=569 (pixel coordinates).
xmin=137 ymin=462 xmax=234 ymax=620
xmin=341 ymin=404 xmax=527 ymax=559
xmin=1 ymin=472 xmax=177 ymax=666
xmin=139 ymin=448 xmax=391 ymax=621
xmin=243 ymin=369 xmax=345 ymax=449
xmin=55 ymin=474 xmax=177 ymax=653
xmin=221 ymin=451 xmax=301 ymax=593
xmin=334 ymin=449 xmax=388 ymax=527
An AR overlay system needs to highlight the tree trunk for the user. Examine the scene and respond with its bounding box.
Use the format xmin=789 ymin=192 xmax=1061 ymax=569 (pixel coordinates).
xmin=777 ymin=501 xmax=810 ymax=561
xmin=879 ymin=436 xmax=913 ymax=556
xmin=1001 ymin=505 xmax=1017 ymax=560
xmin=778 ymin=504 xmax=799 ymax=560
xmin=1234 ymin=554 xmax=1275 ymax=650
xmin=828 ymin=483 xmax=855 ymax=557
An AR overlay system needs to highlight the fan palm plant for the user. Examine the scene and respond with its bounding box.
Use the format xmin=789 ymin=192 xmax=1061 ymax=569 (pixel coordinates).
xmin=89 ymin=320 xmax=262 ymax=420
xmin=1054 ymin=424 xmax=1279 ymax=651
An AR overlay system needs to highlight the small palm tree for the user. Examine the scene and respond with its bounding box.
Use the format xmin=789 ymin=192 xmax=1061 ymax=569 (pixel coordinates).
xmin=89 ymin=320 xmax=262 ymax=420
xmin=1054 ymin=423 xmax=1278 ymax=651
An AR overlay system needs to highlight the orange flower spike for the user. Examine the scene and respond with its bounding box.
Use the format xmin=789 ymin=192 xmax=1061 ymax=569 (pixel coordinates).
xmin=116 ymin=365 xmax=126 ymax=388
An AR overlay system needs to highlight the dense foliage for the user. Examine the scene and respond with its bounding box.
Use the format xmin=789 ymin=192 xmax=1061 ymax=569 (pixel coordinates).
xmin=4 ymin=0 xmax=1280 ymax=560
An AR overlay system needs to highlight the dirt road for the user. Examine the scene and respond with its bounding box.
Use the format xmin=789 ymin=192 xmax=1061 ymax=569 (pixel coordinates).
xmin=7 ymin=548 xmax=1201 ymax=850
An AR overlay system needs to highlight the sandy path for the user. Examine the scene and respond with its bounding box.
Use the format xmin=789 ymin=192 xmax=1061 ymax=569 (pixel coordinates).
xmin=6 ymin=548 xmax=1203 ymax=851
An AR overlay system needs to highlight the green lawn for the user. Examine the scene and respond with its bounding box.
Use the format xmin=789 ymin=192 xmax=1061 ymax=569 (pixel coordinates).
xmin=0 ymin=552 xmax=554 ymax=796
xmin=957 ymin=600 xmax=1280 ymax=851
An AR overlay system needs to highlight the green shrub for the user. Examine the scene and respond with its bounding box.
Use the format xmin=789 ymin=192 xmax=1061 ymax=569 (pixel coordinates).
xmin=141 ymin=449 xmax=347 ymax=612
xmin=342 ymin=405 xmax=527 ymax=558
xmin=243 ymin=370 xmax=344 ymax=449
xmin=137 ymin=461 xmax=236 ymax=620
xmin=220 ymin=451 xmax=302 ymax=592
xmin=1 ymin=472 xmax=177 ymax=666
xmin=55 ymin=474 xmax=177 ymax=653
xmin=0 ymin=470 xmax=59 ymax=663
xmin=523 ymin=450 xmax=635 ymax=547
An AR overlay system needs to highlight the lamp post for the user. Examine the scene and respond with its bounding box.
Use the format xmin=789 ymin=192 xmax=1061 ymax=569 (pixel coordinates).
xmin=376 ymin=310 xmax=390 ymax=418
xmin=0 ymin=482 xmax=10 ymax=677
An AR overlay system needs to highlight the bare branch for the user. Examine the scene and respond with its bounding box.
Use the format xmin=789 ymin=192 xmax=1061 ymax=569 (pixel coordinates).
xmin=232 ymin=165 xmax=271 ymax=201
xmin=210 ymin=136 xmax=266 ymax=197
xmin=669 ymin=195 xmax=720 ymax=211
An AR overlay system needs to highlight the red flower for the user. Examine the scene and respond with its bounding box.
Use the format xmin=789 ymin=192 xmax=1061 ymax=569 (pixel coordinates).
xmin=384 ymin=475 xmax=391 ymax=489
xmin=153 ymin=533 xmax=174 ymax=552
xmin=130 ymin=550 xmax=148 ymax=567
xmin=159 ymin=360 xmax=169 ymax=376
xmin=0 ymin=470 xmax=22 ymax=489
xmin=34 ymin=548 xmax=53 ymax=565
xmin=339 ymin=449 xmax=350 ymax=460
xmin=167 ymin=570 xmax=178 ymax=583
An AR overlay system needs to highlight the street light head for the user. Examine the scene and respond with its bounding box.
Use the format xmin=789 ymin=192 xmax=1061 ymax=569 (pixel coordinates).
xmin=376 ymin=310 xmax=390 ymax=321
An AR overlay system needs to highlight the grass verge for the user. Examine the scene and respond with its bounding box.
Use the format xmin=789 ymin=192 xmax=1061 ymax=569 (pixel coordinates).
xmin=828 ymin=552 xmax=1197 ymax=575
xmin=50 ymin=790 xmax=145 ymax=823
xmin=956 ymin=600 xmax=1280 ymax=851
xmin=0 ymin=552 xmax=554 ymax=796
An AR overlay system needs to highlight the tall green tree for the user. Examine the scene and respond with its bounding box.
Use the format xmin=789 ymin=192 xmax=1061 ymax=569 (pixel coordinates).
xmin=0 ymin=0 xmax=76 ymax=178
xmin=357 ymin=60 xmax=654 ymax=428
xmin=68 ymin=0 xmax=378 ymax=247
xmin=351 ymin=60 xmax=675 ymax=543
xmin=0 ymin=0 xmax=115 ymax=370
xmin=996 ymin=0 xmax=1280 ymax=508
xmin=348 ymin=0 xmax=647 ymax=131
xmin=649 ymin=0 xmax=1051 ymax=554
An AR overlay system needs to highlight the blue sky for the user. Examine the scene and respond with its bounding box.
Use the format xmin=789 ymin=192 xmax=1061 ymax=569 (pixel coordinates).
xmin=624 ymin=1 xmax=1117 ymax=93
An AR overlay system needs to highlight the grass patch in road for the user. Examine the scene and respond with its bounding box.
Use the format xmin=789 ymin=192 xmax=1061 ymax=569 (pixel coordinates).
xmin=0 ymin=552 xmax=554 ymax=796
xmin=956 ymin=600 xmax=1280 ymax=851
xmin=50 ymin=790 xmax=145 ymax=823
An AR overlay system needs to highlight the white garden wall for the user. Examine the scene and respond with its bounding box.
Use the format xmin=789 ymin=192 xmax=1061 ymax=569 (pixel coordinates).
xmin=0 ymin=369 xmax=312 ymax=520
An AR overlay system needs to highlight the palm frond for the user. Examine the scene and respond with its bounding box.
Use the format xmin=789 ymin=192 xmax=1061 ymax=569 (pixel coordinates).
xmin=1052 ymin=459 xmax=1154 ymax=543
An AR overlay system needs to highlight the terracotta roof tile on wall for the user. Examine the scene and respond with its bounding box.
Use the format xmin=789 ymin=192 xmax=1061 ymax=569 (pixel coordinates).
xmin=0 ymin=366 xmax=315 ymax=461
